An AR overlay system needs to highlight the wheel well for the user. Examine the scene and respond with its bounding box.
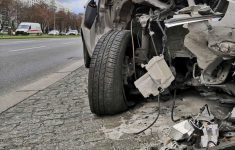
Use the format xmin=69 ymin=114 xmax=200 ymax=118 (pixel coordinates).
xmin=119 ymin=1 xmax=134 ymax=23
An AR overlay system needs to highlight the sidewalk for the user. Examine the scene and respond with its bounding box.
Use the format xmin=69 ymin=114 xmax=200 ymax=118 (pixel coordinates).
xmin=0 ymin=66 xmax=163 ymax=150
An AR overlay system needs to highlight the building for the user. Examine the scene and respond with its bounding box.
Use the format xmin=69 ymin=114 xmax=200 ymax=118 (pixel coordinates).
xmin=19 ymin=0 xmax=70 ymax=12
xmin=55 ymin=1 xmax=69 ymax=13
xmin=20 ymin=0 xmax=52 ymax=6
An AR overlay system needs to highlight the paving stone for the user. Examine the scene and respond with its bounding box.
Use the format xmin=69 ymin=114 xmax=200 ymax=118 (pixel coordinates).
xmin=0 ymin=66 xmax=161 ymax=149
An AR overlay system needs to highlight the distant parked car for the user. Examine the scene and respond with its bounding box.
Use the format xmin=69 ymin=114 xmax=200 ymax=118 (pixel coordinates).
xmin=0 ymin=30 xmax=8 ymax=35
xmin=48 ymin=30 xmax=59 ymax=35
xmin=66 ymin=30 xmax=78 ymax=35
xmin=16 ymin=22 xmax=42 ymax=35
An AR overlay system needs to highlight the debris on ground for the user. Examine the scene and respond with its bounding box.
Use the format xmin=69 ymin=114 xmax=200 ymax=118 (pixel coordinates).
xmin=157 ymin=105 xmax=235 ymax=150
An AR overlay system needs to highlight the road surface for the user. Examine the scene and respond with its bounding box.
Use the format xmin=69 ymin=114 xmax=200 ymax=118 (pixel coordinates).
xmin=0 ymin=38 xmax=83 ymax=96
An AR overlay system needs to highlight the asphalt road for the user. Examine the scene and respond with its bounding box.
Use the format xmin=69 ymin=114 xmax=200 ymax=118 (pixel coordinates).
xmin=0 ymin=38 xmax=83 ymax=96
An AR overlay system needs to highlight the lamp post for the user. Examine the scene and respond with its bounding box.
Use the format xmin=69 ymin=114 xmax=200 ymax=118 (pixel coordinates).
xmin=53 ymin=0 xmax=56 ymax=32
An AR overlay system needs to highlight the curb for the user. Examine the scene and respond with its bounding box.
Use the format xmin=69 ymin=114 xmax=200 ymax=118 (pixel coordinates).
xmin=0 ymin=59 xmax=84 ymax=114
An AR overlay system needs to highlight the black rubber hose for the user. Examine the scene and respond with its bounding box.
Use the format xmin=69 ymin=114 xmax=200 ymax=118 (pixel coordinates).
xmin=206 ymin=141 xmax=216 ymax=150
xmin=134 ymin=95 xmax=161 ymax=135
xmin=171 ymin=90 xmax=180 ymax=122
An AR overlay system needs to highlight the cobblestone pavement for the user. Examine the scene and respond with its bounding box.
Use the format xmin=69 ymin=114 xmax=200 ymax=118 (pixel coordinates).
xmin=0 ymin=66 xmax=226 ymax=150
xmin=0 ymin=66 xmax=163 ymax=150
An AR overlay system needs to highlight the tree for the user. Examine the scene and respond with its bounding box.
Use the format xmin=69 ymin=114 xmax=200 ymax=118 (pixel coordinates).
xmin=0 ymin=0 xmax=18 ymax=29
xmin=1 ymin=0 xmax=83 ymax=33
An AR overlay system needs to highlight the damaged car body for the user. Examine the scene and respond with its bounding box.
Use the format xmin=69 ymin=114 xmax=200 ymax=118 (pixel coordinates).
xmin=82 ymin=0 xmax=235 ymax=149
xmin=81 ymin=0 xmax=235 ymax=148
xmin=82 ymin=0 xmax=234 ymax=113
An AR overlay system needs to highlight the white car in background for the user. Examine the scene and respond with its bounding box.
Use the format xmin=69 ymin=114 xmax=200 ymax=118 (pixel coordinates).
xmin=16 ymin=22 xmax=42 ymax=35
xmin=66 ymin=30 xmax=78 ymax=35
xmin=48 ymin=30 xmax=59 ymax=35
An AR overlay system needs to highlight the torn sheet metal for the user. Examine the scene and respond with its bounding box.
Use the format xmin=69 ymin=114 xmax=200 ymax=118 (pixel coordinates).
xmin=165 ymin=14 xmax=222 ymax=28
xmin=169 ymin=120 xmax=195 ymax=141
xmin=134 ymin=56 xmax=175 ymax=98
xmin=132 ymin=0 xmax=169 ymax=9
xmin=164 ymin=4 xmax=223 ymax=28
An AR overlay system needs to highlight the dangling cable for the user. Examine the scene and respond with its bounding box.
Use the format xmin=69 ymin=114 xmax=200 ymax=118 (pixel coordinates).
xmin=134 ymin=95 xmax=161 ymax=135
xmin=206 ymin=141 xmax=216 ymax=150
xmin=131 ymin=19 xmax=137 ymax=79
xmin=171 ymin=89 xmax=180 ymax=122
xmin=156 ymin=20 xmax=167 ymax=55
xmin=148 ymin=21 xmax=158 ymax=56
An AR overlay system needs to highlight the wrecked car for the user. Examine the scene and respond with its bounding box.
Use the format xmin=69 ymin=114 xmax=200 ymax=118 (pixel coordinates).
xmin=82 ymin=0 xmax=235 ymax=149
xmin=82 ymin=0 xmax=234 ymax=115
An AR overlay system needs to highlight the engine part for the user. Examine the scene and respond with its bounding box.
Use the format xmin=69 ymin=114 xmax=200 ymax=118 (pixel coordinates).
xmin=134 ymin=56 xmax=175 ymax=98
xmin=208 ymin=27 xmax=235 ymax=57
xmin=200 ymin=124 xmax=219 ymax=148
xmin=169 ymin=120 xmax=195 ymax=141
xmin=200 ymin=59 xmax=232 ymax=85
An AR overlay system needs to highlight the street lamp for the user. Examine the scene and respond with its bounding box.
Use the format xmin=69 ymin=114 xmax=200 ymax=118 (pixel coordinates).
xmin=53 ymin=0 xmax=56 ymax=33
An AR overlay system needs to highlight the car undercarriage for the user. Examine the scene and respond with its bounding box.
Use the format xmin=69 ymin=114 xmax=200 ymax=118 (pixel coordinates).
xmin=82 ymin=0 xmax=235 ymax=149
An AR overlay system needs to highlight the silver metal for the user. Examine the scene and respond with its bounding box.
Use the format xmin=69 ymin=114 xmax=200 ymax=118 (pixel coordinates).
xmin=187 ymin=0 xmax=196 ymax=6
xmin=200 ymin=124 xmax=219 ymax=148
xmin=169 ymin=120 xmax=195 ymax=141
xmin=164 ymin=14 xmax=222 ymax=28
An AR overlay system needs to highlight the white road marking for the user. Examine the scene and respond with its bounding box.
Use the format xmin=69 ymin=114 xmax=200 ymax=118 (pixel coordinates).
xmin=62 ymin=42 xmax=77 ymax=45
xmin=0 ymin=40 xmax=37 ymax=46
xmin=10 ymin=46 xmax=47 ymax=52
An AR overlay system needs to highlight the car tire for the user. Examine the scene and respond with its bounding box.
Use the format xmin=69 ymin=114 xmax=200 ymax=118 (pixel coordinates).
xmin=88 ymin=30 xmax=132 ymax=115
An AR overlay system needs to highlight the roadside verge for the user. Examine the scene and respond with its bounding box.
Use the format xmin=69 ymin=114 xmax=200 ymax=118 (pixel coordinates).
xmin=0 ymin=59 xmax=84 ymax=114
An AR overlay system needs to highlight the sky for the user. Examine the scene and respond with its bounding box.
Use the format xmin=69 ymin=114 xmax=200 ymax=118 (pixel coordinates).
xmin=57 ymin=0 xmax=87 ymax=14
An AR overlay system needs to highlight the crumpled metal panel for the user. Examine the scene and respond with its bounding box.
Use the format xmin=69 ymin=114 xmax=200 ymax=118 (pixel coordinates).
xmin=132 ymin=0 xmax=169 ymax=9
xmin=169 ymin=120 xmax=195 ymax=141
xmin=184 ymin=21 xmax=219 ymax=70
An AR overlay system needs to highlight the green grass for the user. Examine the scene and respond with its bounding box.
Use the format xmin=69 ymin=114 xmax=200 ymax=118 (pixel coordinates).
xmin=0 ymin=34 xmax=80 ymax=39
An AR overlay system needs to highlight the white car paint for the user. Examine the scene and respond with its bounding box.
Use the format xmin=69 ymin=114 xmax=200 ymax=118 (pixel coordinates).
xmin=16 ymin=22 xmax=43 ymax=35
